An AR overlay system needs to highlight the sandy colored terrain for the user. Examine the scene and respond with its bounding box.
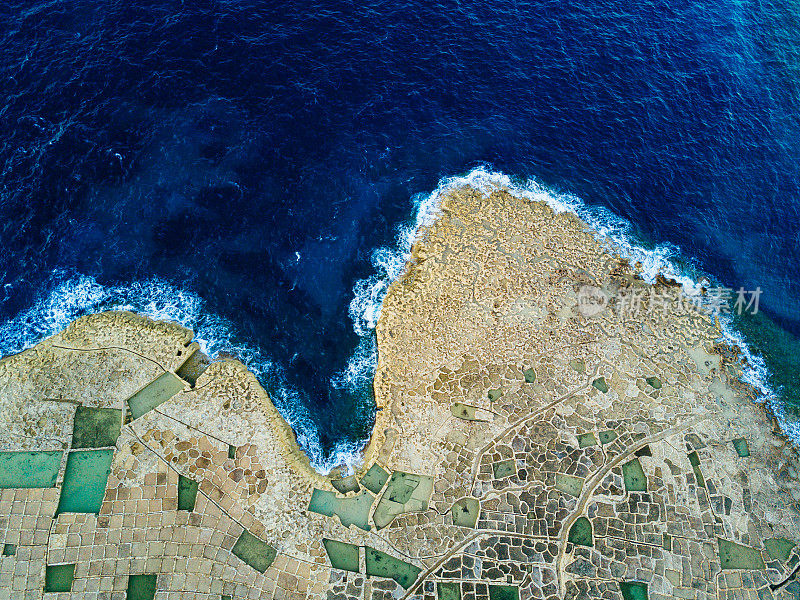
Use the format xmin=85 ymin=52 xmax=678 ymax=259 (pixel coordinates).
xmin=2 ymin=186 xmax=800 ymax=600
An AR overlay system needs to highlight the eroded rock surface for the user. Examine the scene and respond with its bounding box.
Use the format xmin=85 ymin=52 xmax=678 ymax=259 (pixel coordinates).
xmin=2 ymin=187 xmax=800 ymax=600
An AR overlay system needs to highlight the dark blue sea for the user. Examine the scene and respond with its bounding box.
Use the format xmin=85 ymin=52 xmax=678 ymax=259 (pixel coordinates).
xmin=1 ymin=0 xmax=798 ymax=471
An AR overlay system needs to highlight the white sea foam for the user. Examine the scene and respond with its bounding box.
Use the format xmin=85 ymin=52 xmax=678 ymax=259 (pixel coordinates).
xmin=468 ymin=167 xmax=781 ymax=410
xmin=331 ymin=336 xmax=377 ymax=393
xmin=344 ymin=166 xmax=780 ymax=439
xmin=0 ymin=275 xmax=212 ymax=357
xmin=2 ymin=167 xmax=785 ymax=473
xmin=455 ymin=167 xmax=779 ymax=410
xmin=347 ymin=165 xmax=699 ymax=339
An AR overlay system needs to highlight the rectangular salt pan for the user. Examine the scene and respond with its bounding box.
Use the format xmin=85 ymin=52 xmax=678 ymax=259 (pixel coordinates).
xmin=0 ymin=451 xmax=62 ymax=489
xmin=126 ymin=372 xmax=184 ymax=420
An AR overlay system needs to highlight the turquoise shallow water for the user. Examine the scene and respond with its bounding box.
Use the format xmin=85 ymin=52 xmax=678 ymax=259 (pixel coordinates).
xmin=56 ymin=449 xmax=114 ymax=514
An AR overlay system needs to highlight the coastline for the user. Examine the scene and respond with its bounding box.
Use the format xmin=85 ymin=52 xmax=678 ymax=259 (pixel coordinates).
xmin=3 ymin=181 xmax=800 ymax=598
xmin=359 ymin=173 xmax=787 ymax=473
xmin=0 ymin=169 xmax=788 ymax=473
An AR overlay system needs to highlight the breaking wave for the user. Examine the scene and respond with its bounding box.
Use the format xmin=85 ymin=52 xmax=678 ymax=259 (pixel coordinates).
xmin=0 ymin=272 xmax=348 ymax=472
xmin=345 ymin=166 xmax=779 ymax=432
xmin=0 ymin=166 xmax=784 ymax=471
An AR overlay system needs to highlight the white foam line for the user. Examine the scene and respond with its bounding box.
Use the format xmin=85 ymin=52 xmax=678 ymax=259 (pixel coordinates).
xmin=2 ymin=167 xmax=785 ymax=471
xmin=463 ymin=167 xmax=780 ymax=407
xmin=347 ymin=165 xmax=700 ymax=339
xmin=345 ymin=165 xmax=780 ymax=429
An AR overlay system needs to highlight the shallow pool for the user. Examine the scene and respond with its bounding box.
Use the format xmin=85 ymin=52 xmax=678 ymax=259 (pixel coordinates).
xmin=56 ymin=449 xmax=114 ymax=514
xmin=126 ymin=372 xmax=184 ymax=420
xmin=0 ymin=450 xmax=62 ymax=489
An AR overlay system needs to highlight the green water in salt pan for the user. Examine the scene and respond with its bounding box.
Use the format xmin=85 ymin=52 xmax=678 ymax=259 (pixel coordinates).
xmin=568 ymin=517 xmax=593 ymax=547
xmin=732 ymin=438 xmax=750 ymax=457
xmin=569 ymin=359 xmax=585 ymax=373
xmin=619 ymin=581 xmax=648 ymax=600
xmin=322 ymin=538 xmax=360 ymax=572
xmin=645 ymin=376 xmax=662 ymax=389
xmin=360 ymin=464 xmax=389 ymax=494
xmin=599 ymin=430 xmax=617 ymax=444
xmin=364 ymin=546 xmax=421 ymax=589
xmin=688 ymin=451 xmax=706 ymax=488
xmin=331 ymin=475 xmax=360 ymax=494
xmin=592 ymin=377 xmax=609 ymax=393
xmin=0 ymin=451 xmax=62 ymax=488
xmin=45 ymin=564 xmax=75 ymax=592
xmin=488 ymin=584 xmax=520 ymax=600
xmin=373 ymin=470 xmax=434 ymax=529
xmin=308 ymin=489 xmax=373 ymax=531
xmin=555 ymin=473 xmax=584 ymax=497
xmin=493 ymin=459 xmax=516 ymax=479
xmin=577 ymin=432 xmax=597 ymax=448
xmin=451 ymin=497 xmax=480 ymax=527
xmin=717 ymin=538 xmax=766 ymax=570
xmin=438 ymin=581 xmax=461 ymax=600
xmin=451 ymin=403 xmax=487 ymax=421
xmin=126 ymin=372 xmax=184 ymax=420
xmin=622 ymin=458 xmax=648 ymax=492
xmin=56 ymin=449 xmax=114 ymax=514
xmin=175 ymin=349 xmax=210 ymax=386
xmin=177 ymin=475 xmax=198 ymax=511
xmin=764 ymin=538 xmax=796 ymax=561
xmin=127 ymin=574 xmax=157 ymax=600
xmin=386 ymin=471 xmax=424 ymax=503
xmin=71 ymin=406 xmax=121 ymax=448
xmin=232 ymin=531 xmax=277 ymax=573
